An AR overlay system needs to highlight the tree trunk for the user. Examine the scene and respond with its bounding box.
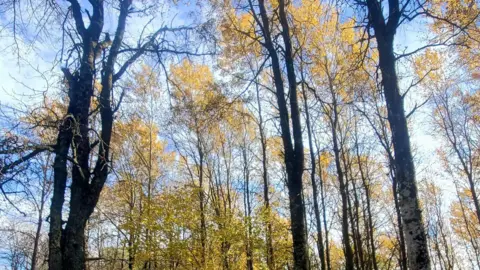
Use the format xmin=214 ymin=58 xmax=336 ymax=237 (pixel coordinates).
xmin=242 ymin=144 xmax=254 ymax=270
xmin=317 ymin=153 xmax=332 ymax=270
xmin=365 ymin=0 xmax=431 ymax=267
xmin=332 ymin=128 xmax=354 ymax=270
xmin=48 ymin=113 xmax=72 ymax=270
xmin=63 ymin=217 xmax=89 ymax=269
xmin=128 ymin=228 xmax=135 ymax=270
xmin=300 ymin=58 xmax=326 ymax=270
xmin=198 ymin=139 xmax=207 ymax=269
xmin=342 ymin=147 xmax=364 ymax=270
xmin=255 ymin=82 xmax=275 ymax=269
xmin=277 ymin=0 xmax=309 ymax=267
xmin=329 ymin=100 xmax=354 ymax=270
xmin=31 ymin=206 xmax=43 ymax=270
xmin=252 ymin=0 xmax=309 ymax=267
xmin=348 ymin=162 xmax=365 ymax=270
xmin=355 ymin=139 xmax=378 ymax=270
xmin=304 ymin=98 xmax=326 ymax=270
xmin=345 ymin=166 xmax=360 ymax=270
xmin=47 ymin=1 xmax=134 ymax=269
xmin=391 ymin=169 xmax=408 ymax=270
xmin=31 ymin=167 xmax=48 ymax=270
xmin=377 ymin=40 xmax=430 ymax=269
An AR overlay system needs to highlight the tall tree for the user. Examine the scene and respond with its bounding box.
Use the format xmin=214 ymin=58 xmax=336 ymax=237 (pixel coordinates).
xmin=361 ymin=0 xmax=431 ymax=268
xmin=244 ymin=0 xmax=310 ymax=267
xmin=44 ymin=1 xmax=209 ymax=269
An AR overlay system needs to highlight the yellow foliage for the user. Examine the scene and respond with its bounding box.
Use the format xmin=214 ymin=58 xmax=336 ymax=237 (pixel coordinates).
xmin=219 ymin=8 xmax=261 ymax=67
xmin=23 ymin=96 xmax=67 ymax=144
xmin=413 ymin=48 xmax=442 ymax=82
xmin=450 ymin=189 xmax=480 ymax=241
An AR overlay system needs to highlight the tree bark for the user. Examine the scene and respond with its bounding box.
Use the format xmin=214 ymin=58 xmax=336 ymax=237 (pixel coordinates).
xmin=250 ymin=0 xmax=310 ymax=267
xmin=354 ymin=137 xmax=378 ymax=270
xmin=31 ymin=157 xmax=49 ymax=270
xmin=391 ymin=168 xmax=408 ymax=270
xmin=316 ymin=151 xmax=331 ymax=270
xmin=377 ymin=41 xmax=430 ymax=270
xmin=325 ymin=86 xmax=354 ymax=270
xmin=331 ymin=120 xmax=354 ymax=270
xmin=242 ymin=142 xmax=254 ymax=270
xmin=48 ymin=99 xmax=72 ymax=270
xmin=48 ymin=1 xmax=133 ymax=269
xmin=255 ymin=82 xmax=275 ymax=269
xmin=301 ymin=83 xmax=326 ymax=270
xmin=197 ymin=136 xmax=206 ymax=269
xmin=365 ymin=0 xmax=431 ymax=268
xmin=277 ymin=0 xmax=309 ymax=268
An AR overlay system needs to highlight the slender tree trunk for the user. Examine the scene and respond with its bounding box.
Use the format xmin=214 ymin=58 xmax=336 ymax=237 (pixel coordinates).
xmin=454 ymin=182 xmax=480 ymax=266
xmin=306 ymin=107 xmax=326 ymax=270
xmin=211 ymin=161 xmax=231 ymax=270
xmin=198 ymin=139 xmax=206 ymax=269
xmin=252 ymin=0 xmax=309 ymax=267
xmin=255 ymin=83 xmax=275 ymax=269
xmin=300 ymin=59 xmax=326 ymax=270
xmin=342 ymin=147 xmax=364 ymax=270
xmin=466 ymin=174 xmax=480 ymax=222
xmin=127 ymin=175 xmax=137 ymax=270
xmin=31 ymin=206 xmax=43 ymax=270
xmin=438 ymin=94 xmax=480 ymax=223
xmin=345 ymin=148 xmax=365 ymax=270
xmin=143 ymin=123 xmax=154 ymax=270
xmin=333 ymin=129 xmax=354 ymax=270
xmin=329 ymin=102 xmax=354 ymax=270
xmin=31 ymin=170 xmax=48 ymax=270
xmin=128 ymin=229 xmax=135 ymax=270
xmin=434 ymin=202 xmax=454 ymax=270
xmin=317 ymin=154 xmax=331 ymax=270
xmin=355 ymin=143 xmax=378 ymax=270
xmin=348 ymin=162 xmax=365 ymax=270
xmin=221 ymin=241 xmax=231 ymax=270
xmin=242 ymin=144 xmax=254 ymax=270
xmin=345 ymin=167 xmax=360 ymax=270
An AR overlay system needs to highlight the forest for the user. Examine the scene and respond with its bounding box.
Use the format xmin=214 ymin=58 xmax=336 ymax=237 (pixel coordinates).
xmin=0 ymin=0 xmax=478 ymax=269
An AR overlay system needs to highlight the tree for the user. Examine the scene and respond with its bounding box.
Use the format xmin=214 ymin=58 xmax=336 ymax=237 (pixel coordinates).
xmin=421 ymin=180 xmax=457 ymax=270
xmin=36 ymin=1 xmax=211 ymax=268
xmin=221 ymin=0 xmax=310 ymax=267
xmin=359 ymin=0 xmax=431 ymax=268
xmin=293 ymin=5 xmax=366 ymax=268
xmin=432 ymin=81 xmax=480 ymax=223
